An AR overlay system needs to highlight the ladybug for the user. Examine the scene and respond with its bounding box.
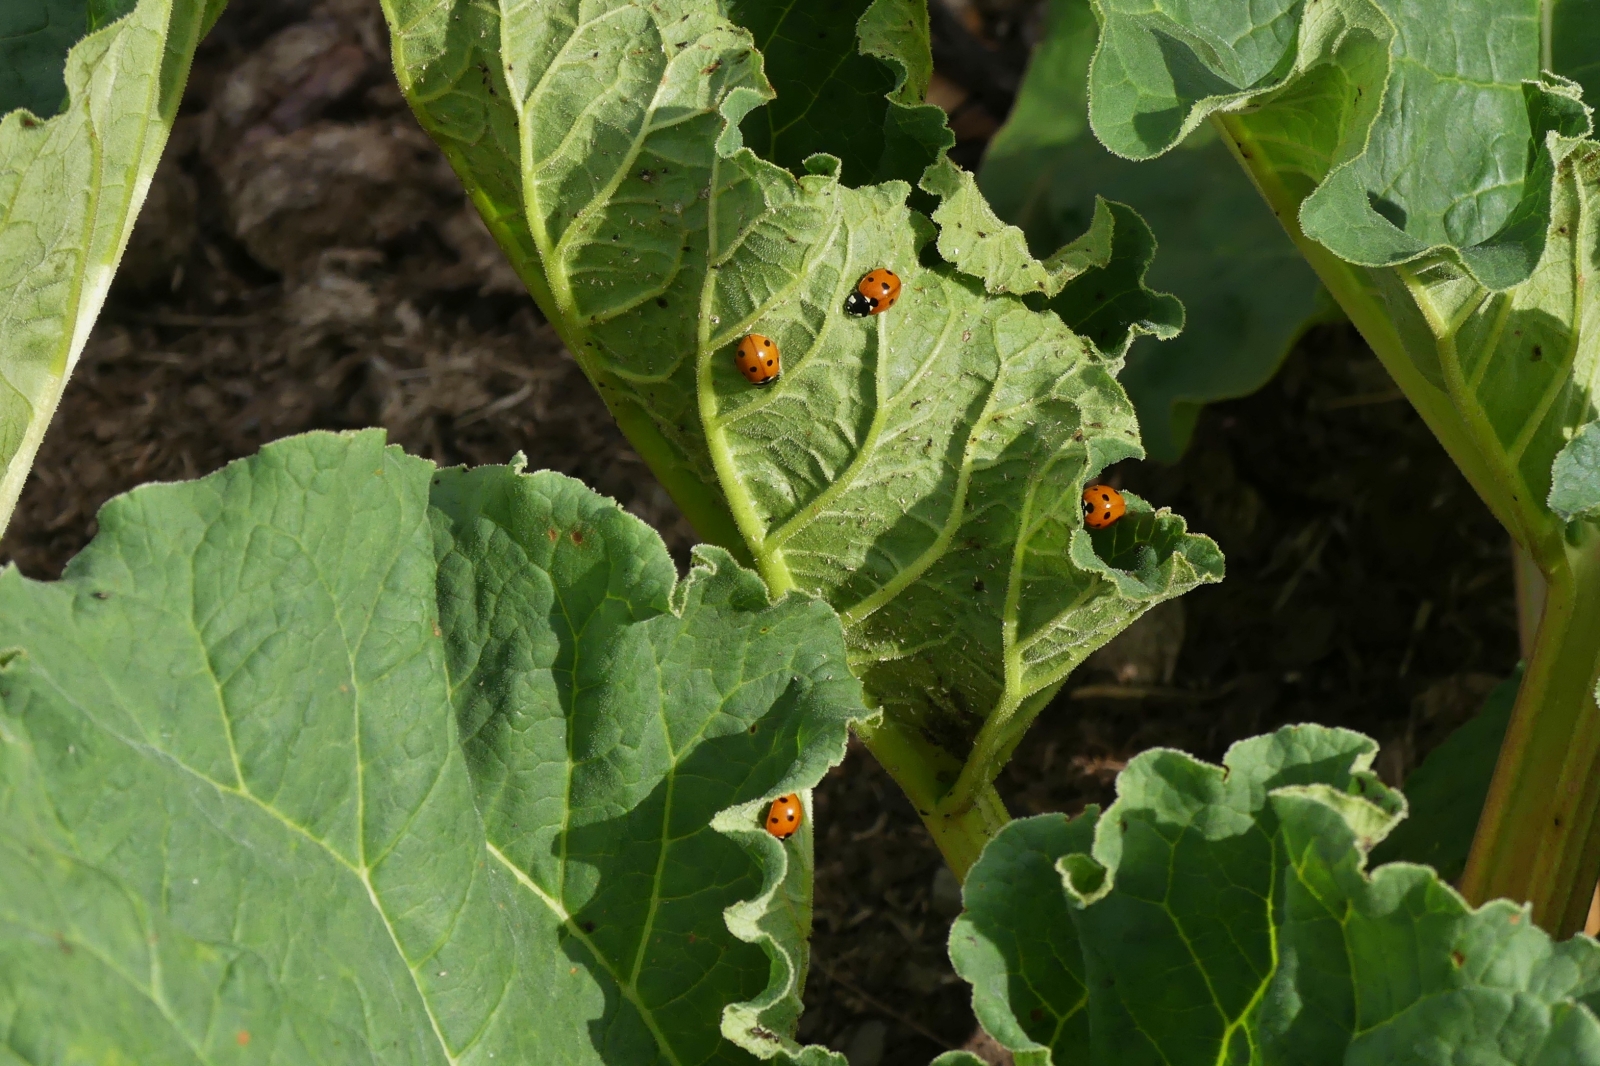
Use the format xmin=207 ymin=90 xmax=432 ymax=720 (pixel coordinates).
xmin=1082 ymin=484 xmax=1126 ymax=529
xmin=764 ymin=793 xmax=803 ymax=840
xmin=844 ymin=269 xmax=902 ymax=316
xmin=735 ymin=334 xmax=781 ymax=386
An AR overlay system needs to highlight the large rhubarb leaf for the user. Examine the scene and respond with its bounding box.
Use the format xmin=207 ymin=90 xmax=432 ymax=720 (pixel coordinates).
xmin=936 ymin=724 xmax=1600 ymax=1065
xmin=381 ymin=0 xmax=1222 ymax=865
xmin=0 ymin=429 xmax=869 ymax=1063
xmin=980 ymin=0 xmax=1323 ymax=459
xmin=0 ymin=0 xmax=221 ymax=539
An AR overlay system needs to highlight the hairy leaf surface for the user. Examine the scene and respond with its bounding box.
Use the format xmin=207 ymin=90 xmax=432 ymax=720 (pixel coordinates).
xmin=0 ymin=430 xmax=869 ymax=1064
xmin=382 ymin=0 xmax=1221 ymax=816
xmin=0 ymin=0 xmax=218 ymax=540
xmin=982 ymin=0 xmax=1322 ymax=459
xmin=944 ymin=724 xmax=1600 ymax=1064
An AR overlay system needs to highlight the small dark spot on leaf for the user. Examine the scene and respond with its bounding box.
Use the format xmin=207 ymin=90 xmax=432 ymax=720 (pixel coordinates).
xmin=1531 ymin=344 xmax=1543 ymax=361
xmin=548 ymin=528 xmax=558 ymax=542
xmin=92 ymin=591 xmax=110 ymax=600
xmin=571 ymin=529 xmax=584 ymax=544
xmin=973 ymin=579 xmax=985 ymax=593
xmin=656 ymin=297 xmax=668 ymax=308
xmin=581 ymin=921 xmax=596 ymax=933
xmin=640 ymin=169 xmax=653 ymax=182
xmin=1450 ymin=950 xmax=1465 ymax=967
xmin=1094 ymin=291 xmax=1106 ymax=302
xmin=21 ymin=117 xmax=37 ymax=128
xmin=701 ymin=59 xmax=721 ymax=75
xmin=748 ymin=722 xmax=758 ymax=733
xmin=1030 ymin=1008 xmax=1044 ymax=1022
xmin=55 ymin=933 xmax=72 ymax=955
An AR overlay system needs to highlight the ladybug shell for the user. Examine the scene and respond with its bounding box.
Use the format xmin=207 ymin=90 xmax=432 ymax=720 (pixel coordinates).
xmin=1081 ymin=484 xmax=1126 ymax=529
xmin=765 ymin=793 xmax=803 ymax=840
xmin=735 ymin=334 xmax=781 ymax=386
xmin=844 ymin=269 xmax=902 ymax=316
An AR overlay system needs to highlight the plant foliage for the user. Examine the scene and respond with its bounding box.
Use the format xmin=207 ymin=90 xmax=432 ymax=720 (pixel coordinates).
xmin=935 ymin=724 xmax=1600 ymax=1066
xmin=1084 ymin=0 xmax=1600 ymax=930
xmin=380 ymin=0 xmax=1221 ymax=864
xmin=0 ymin=430 xmax=871 ymax=1063
xmin=0 ymin=0 xmax=220 ymax=539
xmin=978 ymin=0 xmax=1325 ymax=460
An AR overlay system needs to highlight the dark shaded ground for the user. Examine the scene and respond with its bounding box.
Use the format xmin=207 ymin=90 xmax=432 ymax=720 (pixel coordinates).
xmin=0 ymin=2 xmax=1518 ymax=1064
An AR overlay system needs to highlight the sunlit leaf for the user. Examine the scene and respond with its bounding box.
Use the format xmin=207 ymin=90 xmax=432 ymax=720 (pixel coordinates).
xmin=0 ymin=0 xmax=220 ymax=538
xmin=382 ymin=0 xmax=1221 ymax=825
xmin=0 ymin=430 xmax=869 ymax=1063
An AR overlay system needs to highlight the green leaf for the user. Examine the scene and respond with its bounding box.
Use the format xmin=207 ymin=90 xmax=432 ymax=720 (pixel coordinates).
xmin=0 ymin=429 xmax=869 ymax=1063
xmin=950 ymin=724 xmax=1600 ymax=1063
xmin=1371 ymin=668 xmax=1521 ymax=883
xmin=726 ymin=0 xmax=953 ymax=186
xmin=0 ymin=1 xmax=86 ymax=118
xmin=382 ymin=0 xmax=1222 ymax=858
xmin=979 ymin=0 xmax=1323 ymax=459
xmin=1089 ymin=0 xmax=1594 ymax=291
xmin=1083 ymin=0 xmax=1600 ymax=927
xmin=0 ymin=0 xmax=220 ymax=540
xmin=1551 ymin=421 xmax=1600 ymax=522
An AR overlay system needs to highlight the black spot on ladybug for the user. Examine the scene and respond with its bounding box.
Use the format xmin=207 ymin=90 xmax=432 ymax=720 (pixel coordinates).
xmin=765 ymin=359 xmax=774 ymax=366
xmin=763 ymin=339 xmax=771 ymax=346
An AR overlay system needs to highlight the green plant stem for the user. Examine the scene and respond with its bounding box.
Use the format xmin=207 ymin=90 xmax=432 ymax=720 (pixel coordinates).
xmin=1211 ymin=117 xmax=1519 ymax=538
xmin=859 ymin=716 xmax=1010 ymax=879
xmin=1461 ymin=543 xmax=1600 ymax=934
xmin=1514 ymin=541 xmax=1548 ymax=664
xmin=1215 ymin=111 xmax=1600 ymax=934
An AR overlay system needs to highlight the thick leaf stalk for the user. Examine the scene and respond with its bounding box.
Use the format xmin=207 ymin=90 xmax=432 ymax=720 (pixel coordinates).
xmin=1215 ymin=107 xmax=1600 ymax=933
xmin=1081 ymin=0 xmax=1600 ymax=933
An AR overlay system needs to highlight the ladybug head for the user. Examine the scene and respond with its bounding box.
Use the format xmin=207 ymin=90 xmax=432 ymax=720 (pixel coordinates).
xmin=844 ymin=291 xmax=873 ymax=316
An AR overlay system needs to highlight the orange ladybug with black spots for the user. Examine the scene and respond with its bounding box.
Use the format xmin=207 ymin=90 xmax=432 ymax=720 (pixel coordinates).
xmin=845 ymin=269 xmax=902 ymax=316
xmin=735 ymin=334 xmax=781 ymax=386
xmin=764 ymin=793 xmax=802 ymax=840
xmin=1082 ymin=484 xmax=1126 ymax=529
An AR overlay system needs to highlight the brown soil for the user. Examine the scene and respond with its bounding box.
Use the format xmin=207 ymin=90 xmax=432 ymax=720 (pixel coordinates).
xmin=0 ymin=3 xmax=1518 ymax=1065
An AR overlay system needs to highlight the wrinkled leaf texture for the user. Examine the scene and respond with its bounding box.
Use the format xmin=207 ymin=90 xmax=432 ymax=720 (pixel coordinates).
xmin=1087 ymin=0 xmax=1600 ymax=551
xmin=935 ymin=724 xmax=1600 ymax=1065
xmin=0 ymin=0 xmax=219 ymax=538
xmin=380 ymin=0 xmax=1221 ymax=802
xmin=980 ymin=0 xmax=1325 ymax=460
xmin=0 ymin=429 xmax=871 ymax=1064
